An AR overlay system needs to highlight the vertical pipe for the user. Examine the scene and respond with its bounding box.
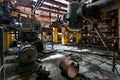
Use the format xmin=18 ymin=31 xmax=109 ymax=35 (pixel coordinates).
xmin=118 ymin=9 xmax=120 ymax=54
xmin=62 ymin=27 xmax=68 ymax=45
xmin=76 ymin=31 xmax=81 ymax=44
xmin=3 ymin=32 xmax=9 ymax=53
xmin=53 ymin=27 xmax=58 ymax=43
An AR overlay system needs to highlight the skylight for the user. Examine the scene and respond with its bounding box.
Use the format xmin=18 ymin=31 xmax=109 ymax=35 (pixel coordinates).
xmin=32 ymin=0 xmax=38 ymax=2
xmin=32 ymin=0 xmax=69 ymax=5
xmin=55 ymin=0 xmax=69 ymax=5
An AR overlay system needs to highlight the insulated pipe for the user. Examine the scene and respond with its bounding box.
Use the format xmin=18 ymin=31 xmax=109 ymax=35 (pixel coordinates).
xmin=91 ymin=0 xmax=113 ymax=6
xmin=59 ymin=57 xmax=79 ymax=78
xmin=65 ymin=0 xmax=113 ymax=30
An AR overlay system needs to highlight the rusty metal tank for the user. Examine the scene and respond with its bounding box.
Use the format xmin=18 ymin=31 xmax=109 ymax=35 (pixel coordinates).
xmin=19 ymin=45 xmax=37 ymax=64
xmin=59 ymin=57 xmax=79 ymax=78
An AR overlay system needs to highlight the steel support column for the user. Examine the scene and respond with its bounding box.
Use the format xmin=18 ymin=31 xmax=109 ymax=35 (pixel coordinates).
xmin=3 ymin=32 xmax=9 ymax=53
xmin=8 ymin=32 xmax=13 ymax=47
xmin=118 ymin=9 xmax=120 ymax=53
xmin=62 ymin=27 xmax=68 ymax=45
xmin=76 ymin=31 xmax=81 ymax=44
xmin=53 ymin=27 xmax=58 ymax=43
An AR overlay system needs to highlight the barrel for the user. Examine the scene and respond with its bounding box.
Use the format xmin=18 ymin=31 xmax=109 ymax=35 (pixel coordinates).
xmin=59 ymin=57 xmax=79 ymax=78
xmin=19 ymin=45 xmax=37 ymax=64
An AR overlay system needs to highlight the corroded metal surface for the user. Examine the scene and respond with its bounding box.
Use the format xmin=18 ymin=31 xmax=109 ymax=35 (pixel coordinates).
xmin=19 ymin=45 xmax=37 ymax=63
xmin=59 ymin=57 xmax=79 ymax=78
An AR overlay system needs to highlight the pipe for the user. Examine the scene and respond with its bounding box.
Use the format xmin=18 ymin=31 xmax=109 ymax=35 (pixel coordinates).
xmin=65 ymin=0 xmax=114 ymax=30
xmin=59 ymin=57 xmax=79 ymax=78
xmin=91 ymin=0 xmax=113 ymax=6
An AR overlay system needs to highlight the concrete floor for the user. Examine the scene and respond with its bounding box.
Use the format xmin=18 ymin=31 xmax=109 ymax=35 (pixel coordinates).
xmin=4 ymin=43 xmax=120 ymax=80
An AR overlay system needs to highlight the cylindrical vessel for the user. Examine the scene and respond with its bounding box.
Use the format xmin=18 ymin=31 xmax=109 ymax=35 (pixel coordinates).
xmin=19 ymin=45 xmax=37 ymax=64
xmin=59 ymin=57 xmax=79 ymax=78
xmin=67 ymin=1 xmax=83 ymax=30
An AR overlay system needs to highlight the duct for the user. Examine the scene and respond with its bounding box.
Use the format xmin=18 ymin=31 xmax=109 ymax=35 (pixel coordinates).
xmin=64 ymin=0 xmax=113 ymax=31
xmin=91 ymin=0 xmax=113 ymax=6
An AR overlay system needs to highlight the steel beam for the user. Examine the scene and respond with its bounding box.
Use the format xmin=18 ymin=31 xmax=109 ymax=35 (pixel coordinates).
xmin=94 ymin=27 xmax=109 ymax=50
xmin=16 ymin=0 xmax=67 ymax=12
xmin=42 ymin=4 xmax=67 ymax=12
xmin=16 ymin=4 xmax=65 ymax=15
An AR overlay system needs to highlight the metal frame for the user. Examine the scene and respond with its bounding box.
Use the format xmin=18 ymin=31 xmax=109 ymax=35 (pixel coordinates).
xmin=0 ymin=28 xmax=5 ymax=80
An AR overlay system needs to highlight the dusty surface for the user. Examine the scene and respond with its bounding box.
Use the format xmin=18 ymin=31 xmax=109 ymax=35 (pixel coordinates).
xmin=4 ymin=44 xmax=120 ymax=80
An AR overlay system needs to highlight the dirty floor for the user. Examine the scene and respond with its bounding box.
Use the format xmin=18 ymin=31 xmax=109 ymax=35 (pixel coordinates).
xmin=4 ymin=43 xmax=120 ymax=80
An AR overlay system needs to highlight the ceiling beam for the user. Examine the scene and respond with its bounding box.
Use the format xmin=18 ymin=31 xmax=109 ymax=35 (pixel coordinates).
xmin=16 ymin=3 xmax=65 ymax=15
xmin=16 ymin=0 xmax=67 ymax=12
xmin=42 ymin=4 xmax=67 ymax=12
xmin=17 ymin=0 xmax=68 ymax=8
xmin=40 ymin=8 xmax=65 ymax=15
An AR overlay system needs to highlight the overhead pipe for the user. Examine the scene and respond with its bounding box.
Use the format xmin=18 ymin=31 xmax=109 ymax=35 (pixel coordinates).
xmin=64 ymin=0 xmax=114 ymax=30
xmin=91 ymin=0 xmax=113 ymax=6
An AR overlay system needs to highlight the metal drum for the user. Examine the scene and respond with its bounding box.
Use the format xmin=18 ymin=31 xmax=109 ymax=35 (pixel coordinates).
xmin=59 ymin=57 xmax=79 ymax=78
xmin=19 ymin=45 xmax=37 ymax=64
